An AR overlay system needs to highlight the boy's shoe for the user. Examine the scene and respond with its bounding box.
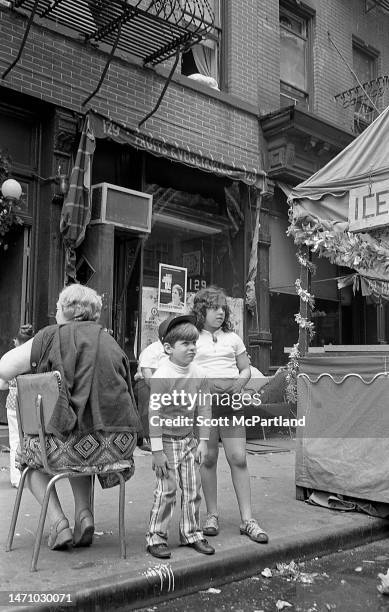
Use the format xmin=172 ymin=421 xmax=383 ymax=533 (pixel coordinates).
xmin=239 ymin=519 xmax=268 ymax=544
xmin=147 ymin=543 xmax=171 ymax=559
xmin=202 ymin=513 xmax=219 ymax=536
xmin=186 ymin=539 xmax=215 ymax=555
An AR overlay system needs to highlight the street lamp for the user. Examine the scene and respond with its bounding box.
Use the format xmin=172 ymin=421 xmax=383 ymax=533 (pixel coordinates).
xmin=1 ymin=178 xmax=22 ymax=202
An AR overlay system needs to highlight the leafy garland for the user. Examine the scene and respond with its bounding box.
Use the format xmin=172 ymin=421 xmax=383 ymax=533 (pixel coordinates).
xmin=284 ymin=214 xmax=389 ymax=403
xmin=285 ymin=342 xmax=300 ymax=404
xmin=288 ymin=215 xmax=389 ymax=273
xmin=0 ymin=150 xmax=23 ymax=251
xmin=285 ymin=250 xmax=316 ymax=403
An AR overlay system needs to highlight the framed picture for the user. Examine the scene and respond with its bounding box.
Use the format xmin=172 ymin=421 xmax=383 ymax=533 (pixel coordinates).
xmin=158 ymin=263 xmax=187 ymax=313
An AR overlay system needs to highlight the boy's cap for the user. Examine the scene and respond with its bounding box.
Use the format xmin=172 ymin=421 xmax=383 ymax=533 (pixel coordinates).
xmin=158 ymin=315 xmax=196 ymax=343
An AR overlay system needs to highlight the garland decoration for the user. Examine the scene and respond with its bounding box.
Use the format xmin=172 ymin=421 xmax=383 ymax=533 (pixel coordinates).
xmin=294 ymin=313 xmax=315 ymax=338
xmin=288 ymin=215 xmax=389 ymax=273
xmin=295 ymin=278 xmax=315 ymax=309
xmin=0 ymin=150 xmax=24 ymax=251
xmin=285 ymin=209 xmax=389 ymax=404
xmin=285 ymin=343 xmax=300 ymax=404
xmin=285 ymin=248 xmax=317 ymax=404
xmin=296 ymin=248 xmax=316 ymax=275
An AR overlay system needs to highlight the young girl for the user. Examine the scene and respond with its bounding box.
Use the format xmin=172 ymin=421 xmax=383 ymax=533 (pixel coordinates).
xmin=192 ymin=286 xmax=268 ymax=544
xmin=2 ymin=324 xmax=34 ymax=487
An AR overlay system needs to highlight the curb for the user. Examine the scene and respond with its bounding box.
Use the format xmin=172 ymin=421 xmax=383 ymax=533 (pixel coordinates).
xmin=8 ymin=516 xmax=389 ymax=612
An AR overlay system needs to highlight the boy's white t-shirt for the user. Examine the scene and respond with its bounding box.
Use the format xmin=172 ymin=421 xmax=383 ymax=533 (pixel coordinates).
xmin=194 ymin=329 xmax=246 ymax=378
xmin=149 ymin=359 xmax=210 ymax=451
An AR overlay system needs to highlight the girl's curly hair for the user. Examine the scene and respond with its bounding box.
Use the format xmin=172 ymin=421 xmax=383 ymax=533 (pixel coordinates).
xmin=191 ymin=285 xmax=233 ymax=332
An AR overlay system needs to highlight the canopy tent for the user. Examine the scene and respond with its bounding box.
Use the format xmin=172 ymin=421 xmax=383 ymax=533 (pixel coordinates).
xmin=288 ymin=105 xmax=389 ymax=286
xmin=289 ymin=104 xmax=389 ymax=224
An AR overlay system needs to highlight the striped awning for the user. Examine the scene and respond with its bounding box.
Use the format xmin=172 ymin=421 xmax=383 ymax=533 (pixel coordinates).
xmin=12 ymin=0 xmax=215 ymax=65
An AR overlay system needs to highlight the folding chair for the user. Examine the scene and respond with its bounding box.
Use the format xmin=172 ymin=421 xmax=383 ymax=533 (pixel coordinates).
xmin=6 ymin=371 xmax=128 ymax=571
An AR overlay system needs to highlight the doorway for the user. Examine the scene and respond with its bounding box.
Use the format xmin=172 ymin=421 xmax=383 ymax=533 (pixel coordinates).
xmin=113 ymin=233 xmax=143 ymax=369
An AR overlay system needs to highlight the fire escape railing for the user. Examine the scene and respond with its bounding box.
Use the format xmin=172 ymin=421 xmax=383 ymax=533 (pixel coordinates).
xmin=1 ymin=1 xmax=215 ymax=114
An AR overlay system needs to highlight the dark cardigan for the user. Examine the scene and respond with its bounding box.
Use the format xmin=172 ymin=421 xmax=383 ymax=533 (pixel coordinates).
xmin=31 ymin=322 xmax=141 ymax=440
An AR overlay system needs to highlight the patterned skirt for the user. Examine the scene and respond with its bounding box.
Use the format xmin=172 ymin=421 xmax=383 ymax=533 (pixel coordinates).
xmin=21 ymin=430 xmax=137 ymax=489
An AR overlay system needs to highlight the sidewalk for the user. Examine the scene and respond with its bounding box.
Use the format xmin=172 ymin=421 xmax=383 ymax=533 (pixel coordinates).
xmin=0 ymin=438 xmax=388 ymax=611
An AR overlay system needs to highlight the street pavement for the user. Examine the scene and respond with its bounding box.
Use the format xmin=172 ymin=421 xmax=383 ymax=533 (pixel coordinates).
xmin=138 ymin=540 xmax=389 ymax=611
xmin=0 ymin=437 xmax=388 ymax=611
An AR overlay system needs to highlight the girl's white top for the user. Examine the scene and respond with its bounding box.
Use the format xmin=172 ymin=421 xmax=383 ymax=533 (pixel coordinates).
xmin=194 ymin=329 xmax=246 ymax=378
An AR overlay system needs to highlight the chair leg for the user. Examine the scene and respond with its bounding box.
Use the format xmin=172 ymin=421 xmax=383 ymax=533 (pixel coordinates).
xmin=118 ymin=473 xmax=126 ymax=559
xmin=30 ymin=474 xmax=65 ymax=572
xmin=6 ymin=466 xmax=30 ymax=552
xmin=89 ymin=474 xmax=95 ymax=516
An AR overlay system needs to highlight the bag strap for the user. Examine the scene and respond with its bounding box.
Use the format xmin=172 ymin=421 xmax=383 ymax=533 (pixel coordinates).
xmin=30 ymin=332 xmax=44 ymax=374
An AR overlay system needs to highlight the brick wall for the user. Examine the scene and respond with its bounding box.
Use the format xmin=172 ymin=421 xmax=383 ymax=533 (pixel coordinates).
xmin=0 ymin=5 xmax=261 ymax=172
xmin=1 ymin=1 xmax=388 ymax=169
xmin=258 ymin=0 xmax=389 ymax=132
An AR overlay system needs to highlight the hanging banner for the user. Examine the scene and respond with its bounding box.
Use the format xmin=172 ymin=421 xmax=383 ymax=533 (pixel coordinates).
xmin=338 ymin=273 xmax=389 ymax=300
xmin=88 ymin=111 xmax=261 ymax=186
xmin=360 ymin=276 xmax=389 ymax=300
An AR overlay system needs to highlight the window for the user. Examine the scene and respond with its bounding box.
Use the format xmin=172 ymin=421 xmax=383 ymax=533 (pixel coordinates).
xmin=352 ymin=40 xmax=378 ymax=133
xmin=181 ymin=0 xmax=222 ymax=90
xmin=279 ymin=5 xmax=311 ymax=109
xmin=353 ymin=42 xmax=377 ymax=84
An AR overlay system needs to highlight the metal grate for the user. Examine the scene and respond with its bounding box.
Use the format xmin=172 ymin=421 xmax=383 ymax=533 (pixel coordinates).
xmin=13 ymin=0 xmax=215 ymax=65
xmin=365 ymin=0 xmax=389 ymax=13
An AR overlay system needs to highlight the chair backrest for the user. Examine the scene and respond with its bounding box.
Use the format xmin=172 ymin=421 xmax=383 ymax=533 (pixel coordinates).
xmin=16 ymin=372 xmax=61 ymax=436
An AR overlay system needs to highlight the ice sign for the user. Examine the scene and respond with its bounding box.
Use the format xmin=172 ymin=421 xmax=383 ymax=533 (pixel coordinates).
xmin=349 ymin=179 xmax=389 ymax=232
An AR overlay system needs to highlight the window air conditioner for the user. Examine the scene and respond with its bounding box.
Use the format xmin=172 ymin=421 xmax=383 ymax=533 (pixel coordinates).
xmin=90 ymin=182 xmax=152 ymax=233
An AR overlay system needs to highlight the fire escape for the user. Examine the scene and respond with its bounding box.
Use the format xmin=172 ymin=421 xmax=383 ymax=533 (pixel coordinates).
xmin=1 ymin=0 xmax=215 ymax=118
xmin=333 ymin=1 xmax=389 ymax=134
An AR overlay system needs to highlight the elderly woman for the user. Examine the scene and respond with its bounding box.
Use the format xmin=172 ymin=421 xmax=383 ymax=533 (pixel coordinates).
xmin=0 ymin=285 xmax=141 ymax=551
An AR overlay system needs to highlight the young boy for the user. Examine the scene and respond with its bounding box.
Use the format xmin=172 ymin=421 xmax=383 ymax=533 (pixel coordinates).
xmin=146 ymin=314 xmax=215 ymax=559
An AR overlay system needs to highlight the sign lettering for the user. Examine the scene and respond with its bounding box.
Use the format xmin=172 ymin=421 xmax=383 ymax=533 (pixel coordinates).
xmin=349 ymin=180 xmax=389 ymax=232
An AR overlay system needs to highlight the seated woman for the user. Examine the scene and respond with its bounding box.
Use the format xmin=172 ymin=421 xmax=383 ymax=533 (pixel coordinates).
xmin=0 ymin=284 xmax=141 ymax=551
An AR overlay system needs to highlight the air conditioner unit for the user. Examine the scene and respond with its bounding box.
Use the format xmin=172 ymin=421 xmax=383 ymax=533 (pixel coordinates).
xmin=90 ymin=182 xmax=152 ymax=233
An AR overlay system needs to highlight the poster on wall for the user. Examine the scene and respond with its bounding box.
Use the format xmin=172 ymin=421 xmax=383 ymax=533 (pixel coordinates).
xmin=158 ymin=263 xmax=187 ymax=313
xmin=141 ymin=287 xmax=244 ymax=352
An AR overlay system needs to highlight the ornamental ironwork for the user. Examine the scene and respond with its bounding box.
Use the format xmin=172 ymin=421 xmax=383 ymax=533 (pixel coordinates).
xmin=9 ymin=0 xmax=215 ymax=64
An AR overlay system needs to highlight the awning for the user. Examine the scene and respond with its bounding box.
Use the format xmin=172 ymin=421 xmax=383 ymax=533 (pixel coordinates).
xmin=288 ymin=104 xmax=389 ymax=289
xmin=88 ymin=110 xmax=265 ymax=187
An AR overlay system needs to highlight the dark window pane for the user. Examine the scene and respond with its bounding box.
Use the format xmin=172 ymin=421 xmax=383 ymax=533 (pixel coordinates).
xmin=352 ymin=45 xmax=377 ymax=83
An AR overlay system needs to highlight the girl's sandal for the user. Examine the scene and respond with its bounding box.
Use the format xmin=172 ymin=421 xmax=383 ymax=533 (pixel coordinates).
xmin=240 ymin=518 xmax=268 ymax=544
xmin=202 ymin=513 xmax=219 ymax=536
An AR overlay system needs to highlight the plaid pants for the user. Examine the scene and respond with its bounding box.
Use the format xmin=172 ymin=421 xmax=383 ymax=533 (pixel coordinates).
xmin=146 ymin=434 xmax=203 ymax=546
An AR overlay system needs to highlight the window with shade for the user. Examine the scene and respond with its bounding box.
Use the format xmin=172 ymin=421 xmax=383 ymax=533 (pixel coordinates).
xmin=181 ymin=0 xmax=222 ymax=91
xmin=279 ymin=4 xmax=312 ymax=110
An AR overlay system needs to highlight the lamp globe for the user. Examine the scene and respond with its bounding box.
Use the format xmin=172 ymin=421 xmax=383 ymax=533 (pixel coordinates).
xmin=1 ymin=179 xmax=22 ymax=201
